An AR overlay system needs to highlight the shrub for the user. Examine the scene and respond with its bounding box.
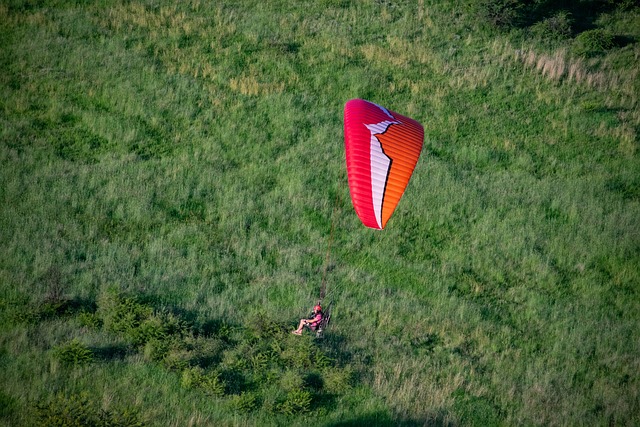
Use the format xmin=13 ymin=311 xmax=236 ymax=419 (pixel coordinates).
xmin=614 ymin=0 xmax=637 ymax=10
xmin=181 ymin=367 xmax=225 ymax=397
xmin=35 ymin=393 xmax=143 ymax=427
xmin=35 ymin=393 xmax=94 ymax=427
xmin=279 ymin=369 xmax=304 ymax=392
xmin=180 ymin=366 xmax=201 ymax=389
xmin=477 ymin=0 xmax=523 ymax=29
xmin=97 ymin=291 xmax=189 ymax=349
xmin=97 ymin=291 xmax=153 ymax=340
xmin=53 ymin=339 xmax=93 ymax=367
xmin=142 ymin=338 xmax=171 ymax=363
xmin=0 ymin=391 xmax=17 ymax=418
xmin=78 ymin=311 xmax=102 ymax=329
xmin=322 ymin=367 xmax=353 ymax=395
xmin=228 ymin=392 xmax=258 ymax=414
xmin=248 ymin=313 xmax=287 ymax=340
xmin=130 ymin=316 xmax=168 ymax=347
xmin=181 ymin=335 xmax=225 ymax=368
xmin=572 ymin=29 xmax=614 ymax=57
xmin=278 ymin=389 xmax=312 ymax=415
xmin=531 ymin=11 xmax=573 ymax=42
xmin=250 ymin=352 xmax=268 ymax=371
xmin=139 ymin=323 xmax=192 ymax=368
xmin=312 ymin=351 xmax=332 ymax=370
xmin=280 ymin=336 xmax=316 ymax=369
xmin=261 ymin=385 xmax=286 ymax=414
xmin=83 ymin=290 xmax=353 ymax=417
xmin=160 ymin=348 xmax=191 ymax=371
xmin=220 ymin=347 xmax=249 ymax=372
xmin=219 ymin=368 xmax=247 ymax=395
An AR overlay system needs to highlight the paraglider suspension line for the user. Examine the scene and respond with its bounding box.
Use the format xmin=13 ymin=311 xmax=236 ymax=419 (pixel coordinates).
xmin=320 ymin=188 xmax=340 ymax=301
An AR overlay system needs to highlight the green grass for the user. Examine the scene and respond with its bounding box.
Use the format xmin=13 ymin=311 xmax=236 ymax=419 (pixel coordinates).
xmin=1 ymin=0 xmax=639 ymax=425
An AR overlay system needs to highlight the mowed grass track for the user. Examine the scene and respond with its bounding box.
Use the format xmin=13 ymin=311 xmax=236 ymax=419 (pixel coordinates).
xmin=1 ymin=0 xmax=639 ymax=425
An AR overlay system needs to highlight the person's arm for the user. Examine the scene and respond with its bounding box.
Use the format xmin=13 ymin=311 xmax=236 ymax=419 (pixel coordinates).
xmin=308 ymin=313 xmax=322 ymax=327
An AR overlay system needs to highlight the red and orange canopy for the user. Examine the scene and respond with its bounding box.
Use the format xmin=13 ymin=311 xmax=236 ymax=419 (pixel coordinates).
xmin=344 ymin=99 xmax=424 ymax=229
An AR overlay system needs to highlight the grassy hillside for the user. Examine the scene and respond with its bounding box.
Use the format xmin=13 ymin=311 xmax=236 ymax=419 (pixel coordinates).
xmin=1 ymin=0 xmax=639 ymax=425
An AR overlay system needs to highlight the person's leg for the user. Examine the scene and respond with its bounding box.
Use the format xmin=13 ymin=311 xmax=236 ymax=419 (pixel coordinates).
xmin=293 ymin=319 xmax=305 ymax=334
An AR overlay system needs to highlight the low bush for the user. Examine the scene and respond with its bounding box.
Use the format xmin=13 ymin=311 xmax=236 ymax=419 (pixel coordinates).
xmin=97 ymin=291 xmax=154 ymax=341
xmin=181 ymin=367 xmax=225 ymax=397
xmin=228 ymin=392 xmax=258 ymax=414
xmin=247 ymin=313 xmax=288 ymax=340
xmin=476 ymin=0 xmax=524 ymax=29
xmin=572 ymin=29 xmax=615 ymax=56
xmin=35 ymin=393 xmax=143 ymax=427
xmin=159 ymin=347 xmax=192 ymax=371
xmin=0 ymin=391 xmax=17 ymax=419
xmin=53 ymin=340 xmax=93 ymax=367
xmin=280 ymin=336 xmax=320 ymax=369
xmin=73 ymin=290 xmax=354 ymax=415
xmin=78 ymin=311 xmax=102 ymax=329
xmin=279 ymin=369 xmax=305 ymax=392
xmin=531 ymin=11 xmax=573 ymax=43
xmin=278 ymin=389 xmax=312 ymax=415
xmin=97 ymin=291 xmax=190 ymax=349
xmin=142 ymin=338 xmax=173 ymax=364
xmin=322 ymin=366 xmax=353 ymax=395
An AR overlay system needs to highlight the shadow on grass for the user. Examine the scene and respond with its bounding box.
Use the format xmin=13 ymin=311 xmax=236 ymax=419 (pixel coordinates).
xmin=612 ymin=35 xmax=636 ymax=49
xmin=90 ymin=344 xmax=130 ymax=361
xmin=199 ymin=318 xmax=234 ymax=340
xmin=172 ymin=294 xmax=364 ymax=368
xmin=14 ymin=298 xmax=97 ymax=324
xmin=323 ymin=411 xmax=453 ymax=427
xmin=53 ymin=298 xmax=96 ymax=315
xmin=521 ymin=0 xmax=626 ymax=32
xmin=311 ymin=392 xmax=337 ymax=413
xmin=317 ymin=333 xmax=360 ymax=367
xmin=133 ymin=293 xmax=232 ymax=334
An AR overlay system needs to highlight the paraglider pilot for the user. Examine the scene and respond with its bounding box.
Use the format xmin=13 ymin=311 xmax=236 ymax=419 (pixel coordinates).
xmin=292 ymin=304 xmax=323 ymax=335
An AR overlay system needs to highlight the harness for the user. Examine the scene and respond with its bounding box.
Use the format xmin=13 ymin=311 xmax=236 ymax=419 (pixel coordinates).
xmin=307 ymin=312 xmax=323 ymax=330
xmin=314 ymin=302 xmax=332 ymax=338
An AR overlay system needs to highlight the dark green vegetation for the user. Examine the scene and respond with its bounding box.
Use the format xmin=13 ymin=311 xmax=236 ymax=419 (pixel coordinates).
xmin=1 ymin=0 xmax=639 ymax=425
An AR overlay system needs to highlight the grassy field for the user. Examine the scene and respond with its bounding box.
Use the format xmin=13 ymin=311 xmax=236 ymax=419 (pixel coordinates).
xmin=1 ymin=0 xmax=639 ymax=425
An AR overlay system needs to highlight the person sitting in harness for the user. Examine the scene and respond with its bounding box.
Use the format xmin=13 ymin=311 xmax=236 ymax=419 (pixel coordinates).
xmin=292 ymin=304 xmax=323 ymax=335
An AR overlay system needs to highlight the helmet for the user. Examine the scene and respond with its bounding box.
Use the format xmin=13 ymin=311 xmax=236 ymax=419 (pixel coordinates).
xmin=314 ymin=305 xmax=322 ymax=312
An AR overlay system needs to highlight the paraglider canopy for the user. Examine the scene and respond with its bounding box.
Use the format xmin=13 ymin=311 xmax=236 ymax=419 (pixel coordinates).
xmin=343 ymin=99 xmax=424 ymax=230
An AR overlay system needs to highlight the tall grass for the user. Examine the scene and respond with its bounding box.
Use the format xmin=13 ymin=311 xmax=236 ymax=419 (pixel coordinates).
xmin=1 ymin=0 xmax=639 ymax=425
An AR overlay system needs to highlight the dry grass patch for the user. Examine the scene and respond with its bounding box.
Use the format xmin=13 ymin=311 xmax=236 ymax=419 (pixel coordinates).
xmin=515 ymin=47 xmax=635 ymax=102
xmin=373 ymin=360 xmax=464 ymax=420
xmin=361 ymin=37 xmax=433 ymax=69
xmin=101 ymin=2 xmax=205 ymax=35
xmin=229 ymin=75 xmax=286 ymax=96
